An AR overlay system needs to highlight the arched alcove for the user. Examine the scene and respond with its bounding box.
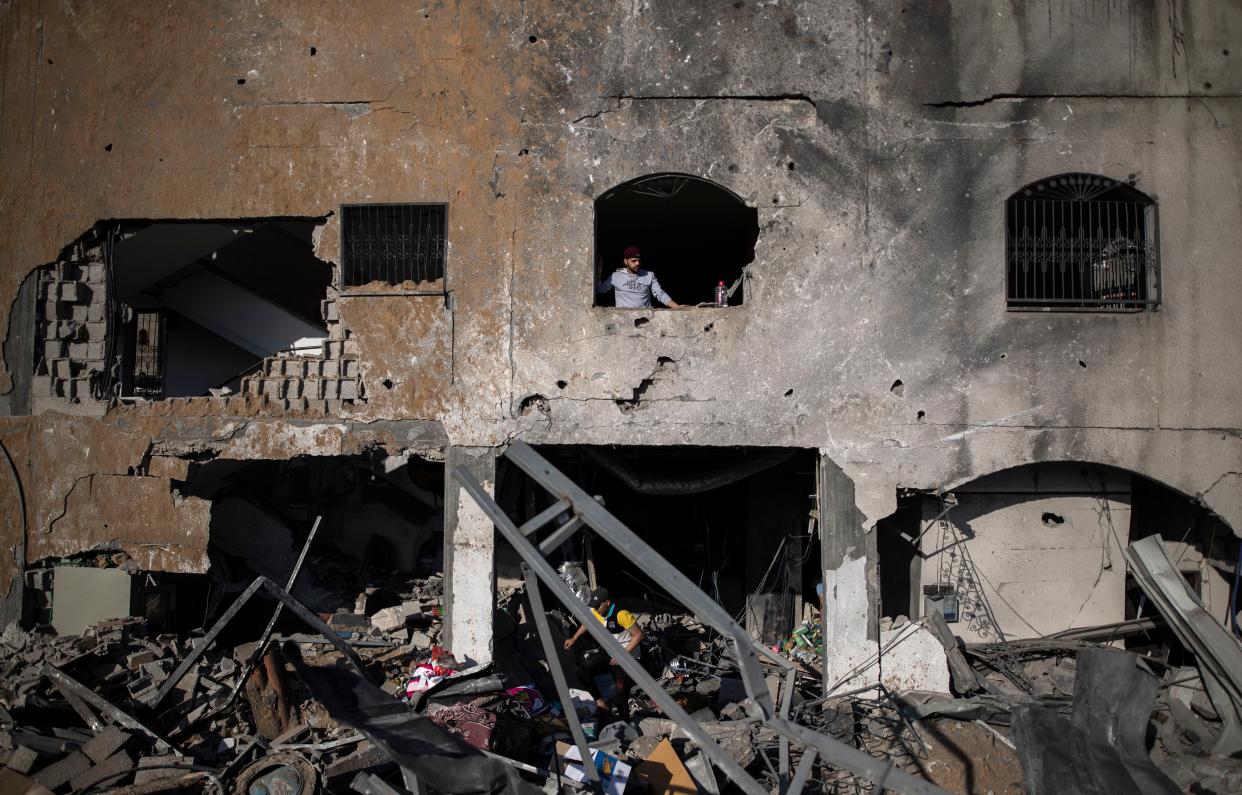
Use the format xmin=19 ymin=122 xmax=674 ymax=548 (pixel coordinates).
xmin=594 ymin=173 xmax=759 ymax=307
xmin=877 ymin=461 xmax=1238 ymax=645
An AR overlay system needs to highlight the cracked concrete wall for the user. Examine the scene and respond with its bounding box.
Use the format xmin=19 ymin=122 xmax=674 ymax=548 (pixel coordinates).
xmin=0 ymin=0 xmax=1239 ymax=599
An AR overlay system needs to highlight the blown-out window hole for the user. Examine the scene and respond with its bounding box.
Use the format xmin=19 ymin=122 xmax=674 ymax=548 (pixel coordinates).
xmin=107 ymin=218 xmax=332 ymax=399
xmin=593 ymin=173 xmax=758 ymax=308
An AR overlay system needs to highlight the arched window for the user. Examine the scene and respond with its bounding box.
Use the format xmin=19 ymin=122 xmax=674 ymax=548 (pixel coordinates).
xmin=1006 ymin=173 xmax=1159 ymax=311
xmin=594 ymin=174 xmax=759 ymax=307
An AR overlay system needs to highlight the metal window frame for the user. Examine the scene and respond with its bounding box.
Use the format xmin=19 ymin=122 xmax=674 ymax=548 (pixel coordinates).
xmin=1004 ymin=184 xmax=1161 ymax=313
xmin=453 ymin=441 xmax=949 ymax=795
xmin=339 ymin=202 xmax=450 ymax=297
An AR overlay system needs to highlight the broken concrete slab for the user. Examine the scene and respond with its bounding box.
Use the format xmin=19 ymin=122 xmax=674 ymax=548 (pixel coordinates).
xmin=80 ymin=726 xmax=130 ymax=764
xmin=32 ymin=751 xmax=91 ymax=789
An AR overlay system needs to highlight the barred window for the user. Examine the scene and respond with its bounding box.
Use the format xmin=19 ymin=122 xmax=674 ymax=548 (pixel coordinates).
xmin=1006 ymin=174 xmax=1159 ymax=311
xmin=341 ymin=203 xmax=447 ymax=289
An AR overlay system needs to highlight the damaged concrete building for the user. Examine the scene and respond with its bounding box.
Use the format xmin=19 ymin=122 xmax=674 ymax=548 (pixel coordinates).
xmin=0 ymin=1 xmax=1239 ymax=790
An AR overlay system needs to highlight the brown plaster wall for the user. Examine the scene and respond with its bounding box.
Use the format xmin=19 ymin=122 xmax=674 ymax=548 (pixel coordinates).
xmin=0 ymin=0 xmax=1239 ymax=569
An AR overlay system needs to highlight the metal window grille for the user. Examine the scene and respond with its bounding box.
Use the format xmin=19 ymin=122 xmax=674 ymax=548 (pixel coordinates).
xmin=132 ymin=310 xmax=166 ymax=399
xmin=1006 ymin=174 xmax=1159 ymax=311
xmin=341 ymin=203 xmax=447 ymax=288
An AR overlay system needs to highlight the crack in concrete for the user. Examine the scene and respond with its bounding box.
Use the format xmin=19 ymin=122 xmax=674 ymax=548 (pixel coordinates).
xmin=1201 ymin=471 xmax=1242 ymax=499
xmin=44 ymin=474 xmax=92 ymax=535
xmin=926 ymin=93 xmax=1242 ymax=108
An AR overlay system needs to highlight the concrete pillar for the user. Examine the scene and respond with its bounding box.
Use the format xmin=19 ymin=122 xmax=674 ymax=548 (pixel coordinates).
xmin=819 ymin=455 xmax=879 ymax=689
xmin=443 ymin=446 xmax=497 ymax=665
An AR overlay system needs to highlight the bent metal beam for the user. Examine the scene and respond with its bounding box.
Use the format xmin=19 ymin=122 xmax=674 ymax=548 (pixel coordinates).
xmin=453 ymin=440 xmax=950 ymax=795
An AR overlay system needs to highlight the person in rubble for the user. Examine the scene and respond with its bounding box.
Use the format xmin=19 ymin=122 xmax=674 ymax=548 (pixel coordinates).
xmin=595 ymin=245 xmax=682 ymax=308
xmin=563 ymin=587 xmax=644 ymax=719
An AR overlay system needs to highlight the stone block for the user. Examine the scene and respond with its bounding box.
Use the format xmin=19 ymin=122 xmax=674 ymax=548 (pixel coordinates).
xmin=70 ymin=304 xmax=89 ymax=322
xmin=322 ymin=299 xmax=339 ymax=322
xmin=343 ymin=360 xmax=359 ymax=378
xmin=343 ymin=338 xmax=360 ymax=356
xmin=52 ymin=359 xmax=72 ymax=379
xmin=71 ymin=378 xmax=92 ymax=399
xmin=261 ymin=380 xmax=283 ymax=399
xmin=284 ymin=379 xmax=301 ymax=400
xmin=56 ymin=321 xmax=75 ymax=339
xmin=87 ymin=264 xmax=106 ymax=284
xmin=43 ymin=303 xmax=62 ymax=321
xmin=321 ymin=359 xmax=341 ymax=377
xmin=83 ymin=322 xmax=106 ymax=340
xmin=87 ymin=302 xmax=104 ymax=322
xmin=67 ymin=343 xmax=88 ymax=360
xmin=87 ymin=342 xmax=105 ymax=360
xmin=340 ymin=380 xmax=359 ymax=401
xmin=5 ymin=746 xmax=38 ymax=775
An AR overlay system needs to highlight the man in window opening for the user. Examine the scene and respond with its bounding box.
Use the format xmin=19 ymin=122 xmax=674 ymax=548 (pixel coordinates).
xmin=595 ymin=245 xmax=681 ymax=308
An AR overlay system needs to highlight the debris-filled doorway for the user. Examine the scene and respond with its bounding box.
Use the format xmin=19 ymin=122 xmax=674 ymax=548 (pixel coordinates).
xmin=497 ymin=445 xmax=820 ymax=645
xmin=182 ymin=452 xmax=445 ymax=635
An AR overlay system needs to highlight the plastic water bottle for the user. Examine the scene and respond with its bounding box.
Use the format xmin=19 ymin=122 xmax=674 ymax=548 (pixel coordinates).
xmin=714 ymin=281 xmax=727 ymax=306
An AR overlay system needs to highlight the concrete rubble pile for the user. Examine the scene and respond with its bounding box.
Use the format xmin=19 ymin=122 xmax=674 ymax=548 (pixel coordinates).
xmin=0 ymin=533 xmax=1240 ymax=793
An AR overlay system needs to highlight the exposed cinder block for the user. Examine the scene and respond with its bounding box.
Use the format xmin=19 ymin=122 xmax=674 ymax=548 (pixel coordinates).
xmin=343 ymin=360 xmax=359 ymax=378
xmin=84 ymin=321 xmax=106 ymax=339
xmin=71 ymin=377 xmax=92 ymax=399
xmin=284 ymin=379 xmax=302 ymax=400
xmin=70 ymin=304 xmax=89 ymax=322
xmin=87 ymin=302 xmax=105 ymax=322
xmin=68 ymin=342 xmax=89 ymax=360
xmin=322 ymin=298 xmax=339 ymax=322
xmin=322 ymin=359 xmax=341 ymax=377
xmin=260 ymin=379 xmax=283 ymax=399
xmin=56 ymin=321 xmax=76 ymax=339
xmin=343 ymin=338 xmax=360 ymax=356
xmin=30 ymin=376 xmax=53 ymax=398
xmin=58 ymin=282 xmax=81 ymax=302
xmin=44 ymin=340 xmax=66 ymax=360
xmin=340 ymin=380 xmax=359 ymax=401
xmin=52 ymin=359 xmax=72 ymax=379
xmin=86 ymin=342 xmax=105 ymax=360
xmin=87 ymin=264 xmax=106 ymax=284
